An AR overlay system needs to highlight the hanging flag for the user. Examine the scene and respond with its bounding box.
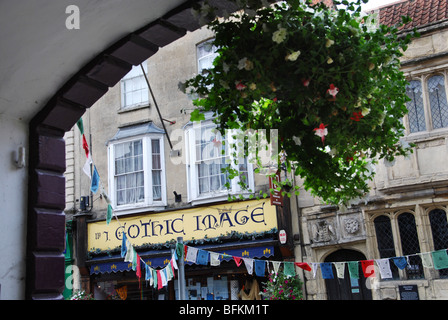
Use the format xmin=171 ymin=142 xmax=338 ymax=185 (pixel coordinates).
xmin=132 ymin=248 xmax=138 ymax=271
xmin=361 ymin=260 xmax=375 ymax=278
xmin=196 ymin=249 xmax=209 ymax=266
xmin=165 ymin=265 xmax=173 ymax=282
xmin=124 ymin=240 xmax=134 ymax=263
xmin=432 ymin=249 xmax=448 ymax=270
xmin=90 ymin=165 xmax=100 ymax=194
xmin=311 ymin=263 xmax=319 ymax=278
xmin=210 ymin=252 xmax=221 ymax=266
xmin=283 ymin=262 xmax=296 ymax=277
xmin=185 ymin=246 xmax=198 ymax=263
xmin=243 ymin=258 xmax=254 ymax=275
xmin=157 ymin=270 xmax=163 ymax=290
xmin=171 ymin=254 xmax=178 ymax=270
xmin=169 ymin=259 xmax=176 ymax=279
xmin=121 ymin=233 xmax=127 ymax=258
xmin=420 ymin=252 xmax=434 ymax=268
xmin=333 ymin=262 xmax=345 ymax=279
xmin=161 ymin=268 xmax=168 ymax=287
xmin=233 ymin=256 xmax=243 ymax=267
xmin=272 ymin=261 xmax=281 ymax=274
xmin=77 ymin=118 xmax=84 ymax=135
xmin=295 ymin=262 xmax=311 ymax=272
xmin=152 ymin=269 xmax=158 ymax=289
xmin=391 ymin=256 xmax=407 ymax=270
xmin=376 ymin=258 xmax=393 ymax=279
xmin=145 ymin=264 xmax=152 ymax=282
xmin=82 ymin=154 xmax=92 ymax=179
xmin=320 ymin=262 xmax=334 ymax=279
xmin=82 ymin=134 xmax=90 ymax=158
xmin=106 ymin=204 xmax=113 ymax=225
xmin=347 ymin=261 xmax=359 ymax=279
xmin=255 ymin=260 xmax=266 ymax=277
xmin=136 ymin=255 xmax=141 ymax=279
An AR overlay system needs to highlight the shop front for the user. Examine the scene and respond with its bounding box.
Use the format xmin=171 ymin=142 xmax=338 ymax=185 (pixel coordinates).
xmin=85 ymin=199 xmax=291 ymax=300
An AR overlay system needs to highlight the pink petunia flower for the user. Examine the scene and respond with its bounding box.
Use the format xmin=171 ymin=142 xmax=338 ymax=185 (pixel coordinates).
xmin=313 ymin=123 xmax=328 ymax=144
xmin=302 ymin=78 xmax=310 ymax=87
xmin=327 ymin=84 xmax=339 ymax=98
xmin=235 ymin=81 xmax=247 ymax=91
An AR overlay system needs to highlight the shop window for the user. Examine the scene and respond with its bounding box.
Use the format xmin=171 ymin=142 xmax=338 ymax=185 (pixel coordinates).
xmin=428 ymin=75 xmax=448 ymax=129
xmin=405 ymin=80 xmax=426 ymax=133
xmin=429 ymin=208 xmax=448 ymax=277
xmin=397 ymin=212 xmax=424 ymax=279
xmin=373 ymin=215 xmax=399 ymax=279
xmin=120 ymin=62 xmax=149 ymax=109
xmin=108 ymin=123 xmax=166 ymax=213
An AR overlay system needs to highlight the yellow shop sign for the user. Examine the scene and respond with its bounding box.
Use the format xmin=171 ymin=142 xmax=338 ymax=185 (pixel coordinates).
xmin=88 ymin=199 xmax=277 ymax=251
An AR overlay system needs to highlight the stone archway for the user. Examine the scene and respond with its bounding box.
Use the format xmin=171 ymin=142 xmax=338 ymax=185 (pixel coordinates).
xmin=25 ymin=0 xmax=241 ymax=299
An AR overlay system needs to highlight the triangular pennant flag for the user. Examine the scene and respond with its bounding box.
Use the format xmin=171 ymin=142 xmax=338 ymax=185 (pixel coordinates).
xmin=171 ymin=254 xmax=178 ymax=270
xmin=391 ymin=256 xmax=407 ymax=270
xmin=136 ymin=255 xmax=141 ymax=279
xmin=361 ymin=260 xmax=375 ymax=278
xmin=432 ymin=249 xmax=448 ymax=270
xmin=233 ymin=256 xmax=243 ymax=267
xmin=77 ymin=118 xmax=84 ymax=135
xmin=82 ymin=154 xmax=92 ymax=179
xmin=243 ymin=258 xmax=254 ymax=275
xmin=157 ymin=270 xmax=163 ymax=290
xmin=145 ymin=264 xmax=152 ymax=282
xmin=272 ymin=261 xmax=281 ymax=274
xmin=347 ymin=261 xmax=359 ymax=279
xmin=124 ymin=240 xmax=134 ymax=263
xmin=311 ymin=263 xmax=319 ymax=278
xmin=162 ymin=268 xmax=168 ymax=287
xmin=82 ymin=134 xmax=90 ymax=158
xmin=375 ymin=258 xmax=393 ymax=279
xmin=90 ymin=165 xmax=100 ymax=194
xmin=185 ymin=246 xmax=198 ymax=263
xmin=106 ymin=204 xmax=113 ymax=225
xmin=255 ymin=260 xmax=266 ymax=277
xmin=333 ymin=262 xmax=345 ymax=279
xmin=420 ymin=252 xmax=434 ymax=268
xmin=320 ymin=262 xmax=334 ymax=279
xmin=295 ymin=262 xmax=311 ymax=272
xmin=121 ymin=233 xmax=127 ymax=258
xmin=196 ymin=249 xmax=209 ymax=266
xmin=283 ymin=262 xmax=296 ymax=277
xmin=152 ymin=269 xmax=158 ymax=289
xmin=165 ymin=264 xmax=173 ymax=282
xmin=210 ymin=252 xmax=221 ymax=266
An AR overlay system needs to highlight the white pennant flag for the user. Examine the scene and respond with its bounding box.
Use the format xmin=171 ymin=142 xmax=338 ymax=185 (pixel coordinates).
xmin=161 ymin=268 xmax=168 ymax=287
xmin=272 ymin=261 xmax=281 ymax=274
xmin=333 ymin=262 xmax=346 ymax=279
xmin=83 ymin=154 xmax=92 ymax=179
xmin=171 ymin=254 xmax=179 ymax=270
xmin=376 ymin=258 xmax=393 ymax=279
xmin=210 ymin=252 xmax=221 ymax=266
xmin=124 ymin=240 xmax=134 ymax=263
xmin=311 ymin=263 xmax=319 ymax=278
xmin=186 ymin=246 xmax=198 ymax=263
xmin=243 ymin=258 xmax=254 ymax=275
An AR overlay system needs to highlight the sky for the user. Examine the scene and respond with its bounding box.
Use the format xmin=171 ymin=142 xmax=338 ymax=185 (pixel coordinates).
xmin=360 ymin=0 xmax=401 ymax=11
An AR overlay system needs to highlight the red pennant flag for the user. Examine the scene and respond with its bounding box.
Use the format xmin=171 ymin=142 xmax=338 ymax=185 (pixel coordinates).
xmin=361 ymin=260 xmax=375 ymax=278
xmin=295 ymin=262 xmax=312 ymax=272
xmin=82 ymin=134 xmax=90 ymax=158
xmin=136 ymin=254 xmax=141 ymax=279
xmin=157 ymin=270 xmax=163 ymax=290
xmin=233 ymin=256 xmax=243 ymax=267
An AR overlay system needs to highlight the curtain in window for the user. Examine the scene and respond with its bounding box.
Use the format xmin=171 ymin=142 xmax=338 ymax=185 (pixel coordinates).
xmin=406 ymin=80 xmax=426 ymax=133
xmin=151 ymin=139 xmax=162 ymax=201
xmin=428 ymin=75 xmax=448 ymax=129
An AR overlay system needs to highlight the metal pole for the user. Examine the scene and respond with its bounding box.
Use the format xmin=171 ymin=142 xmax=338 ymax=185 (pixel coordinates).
xmin=177 ymin=236 xmax=186 ymax=300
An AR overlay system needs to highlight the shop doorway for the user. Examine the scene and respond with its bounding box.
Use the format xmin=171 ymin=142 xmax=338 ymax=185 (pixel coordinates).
xmin=324 ymin=249 xmax=372 ymax=300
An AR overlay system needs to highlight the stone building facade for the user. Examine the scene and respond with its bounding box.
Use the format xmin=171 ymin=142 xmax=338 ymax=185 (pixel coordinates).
xmin=295 ymin=0 xmax=448 ymax=300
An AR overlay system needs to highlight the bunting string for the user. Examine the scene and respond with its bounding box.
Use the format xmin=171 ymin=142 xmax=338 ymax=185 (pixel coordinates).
xmin=76 ymin=118 xmax=448 ymax=293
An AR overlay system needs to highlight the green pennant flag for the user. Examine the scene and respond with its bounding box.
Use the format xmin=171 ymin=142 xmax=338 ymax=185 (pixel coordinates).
xmin=347 ymin=261 xmax=359 ymax=279
xmin=132 ymin=248 xmax=137 ymax=271
xmin=432 ymin=250 xmax=448 ymax=270
xmin=106 ymin=204 xmax=113 ymax=225
xmin=76 ymin=118 xmax=84 ymax=135
xmin=283 ymin=262 xmax=296 ymax=277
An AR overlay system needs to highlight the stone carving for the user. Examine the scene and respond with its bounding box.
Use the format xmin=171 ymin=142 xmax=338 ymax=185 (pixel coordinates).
xmin=344 ymin=218 xmax=359 ymax=234
xmin=312 ymin=220 xmax=335 ymax=243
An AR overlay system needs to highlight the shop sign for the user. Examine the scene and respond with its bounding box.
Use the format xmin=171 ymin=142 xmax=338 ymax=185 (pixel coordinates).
xmin=398 ymin=285 xmax=419 ymax=300
xmin=88 ymin=199 xmax=277 ymax=251
xmin=279 ymin=229 xmax=287 ymax=244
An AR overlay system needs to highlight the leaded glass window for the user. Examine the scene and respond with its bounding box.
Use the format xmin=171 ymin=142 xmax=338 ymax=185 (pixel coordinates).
xmin=406 ymin=80 xmax=426 ymax=133
xmin=397 ymin=212 xmax=424 ymax=279
xmin=429 ymin=209 xmax=448 ymax=277
xmin=374 ymin=215 xmax=399 ymax=279
xmin=428 ymin=75 xmax=448 ymax=129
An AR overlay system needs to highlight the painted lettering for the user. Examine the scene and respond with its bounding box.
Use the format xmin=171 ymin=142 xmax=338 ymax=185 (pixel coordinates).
xmin=235 ymin=207 xmax=249 ymax=225
xmin=219 ymin=211 xmax=234 ymax=228
xmin=140 ymin=220 xmax=151 ymax=238
xmin=251 ymin=203 xmax=266 ymax=225
xmin=127 ymin=224 xmax=140 ymax=238
xmin=151 ymin=220 xmax=164 ymax=236
xmin=171 ymin=215 xmax=185 ymax=235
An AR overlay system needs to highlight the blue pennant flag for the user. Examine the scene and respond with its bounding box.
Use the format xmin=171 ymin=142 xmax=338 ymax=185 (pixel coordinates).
xmin=320 ymin=262 xmax=334 ymax=279
xmin=391 ymin=256 xmax=408 ymax=270
xmin=90 ymin=165 xmax=100 ymax=193
xmin=121 ymin=233 xmax=127 ymax=258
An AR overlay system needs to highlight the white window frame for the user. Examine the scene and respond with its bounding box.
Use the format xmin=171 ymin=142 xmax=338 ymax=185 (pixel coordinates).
xmin=108 ymin=134 xmax=166 ymax=214
xmin=120 ymin=62 xmax=149 ymax=110
xmin=184 ymin=120 xmax=254 ymax=205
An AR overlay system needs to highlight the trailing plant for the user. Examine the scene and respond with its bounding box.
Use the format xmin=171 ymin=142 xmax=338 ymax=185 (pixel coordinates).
xmin=261 ymin=271 xmax=303 ymax=300
xmin=183 ymin=0 xmax=419 ymax=204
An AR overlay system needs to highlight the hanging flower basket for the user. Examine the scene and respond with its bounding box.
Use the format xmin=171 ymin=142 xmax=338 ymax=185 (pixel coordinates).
xmin=184 ymin=0 xmax=418 ymax=204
